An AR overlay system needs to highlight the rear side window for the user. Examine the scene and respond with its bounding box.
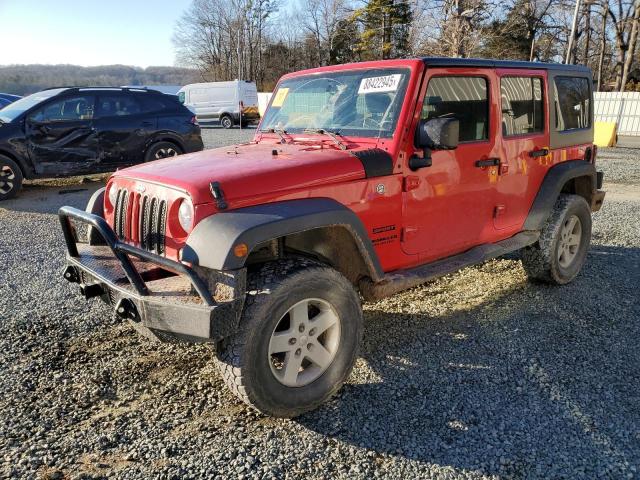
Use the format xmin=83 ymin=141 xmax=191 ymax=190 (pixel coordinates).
xmin=501 ymin=77 xmax=544 ymax=136
xmin=96 ymin=95 xmax=142 ymax=117
xmin=554 ymin=76 xmax=591 ymax=131
xmin=140 ymin=95 xmax=170 ymax=113
xmin=178 ymin=91 xmax=186 ymax=104
xmin=423 ymin=76 xmax=488 ymax=142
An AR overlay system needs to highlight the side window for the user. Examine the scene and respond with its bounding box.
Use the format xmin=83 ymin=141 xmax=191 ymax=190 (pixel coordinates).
xmin=96 ymin=95 xmax=142 ymax=117
xmin=141 ymin=96 xmax=169 ymax=113
xmin=422 ymin=76 xmax=488 ymax=142
xmin=501 ymin=77 xmax=544 ymax=136
xmin=554 ymin=76 xmax=591 ymax=131
xmin=30 ymin=96 xmax=94 ymax=122
xmin=178 ymin=91 xmax=186 ymax=104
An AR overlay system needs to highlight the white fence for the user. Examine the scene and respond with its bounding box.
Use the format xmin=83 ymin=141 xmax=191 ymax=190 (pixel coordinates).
xmin=594 ymin=92 xmax=640 ymax=136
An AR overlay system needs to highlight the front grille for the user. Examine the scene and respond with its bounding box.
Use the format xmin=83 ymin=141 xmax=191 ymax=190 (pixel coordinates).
xmin=113 ymin=188 xmax=167 ymax=255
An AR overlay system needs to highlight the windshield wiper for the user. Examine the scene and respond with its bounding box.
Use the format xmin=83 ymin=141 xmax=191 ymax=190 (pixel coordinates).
xmin=260 ymin=127 xmax=289 ymax=144
xmin=303 ymin=129 xmax=347 ymax=150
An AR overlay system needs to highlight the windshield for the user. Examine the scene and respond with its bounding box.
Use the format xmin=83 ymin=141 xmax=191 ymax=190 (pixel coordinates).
xmin=0 ymin=89 xmax=66 ymax=123
xmin=261 ymin=68 xmax=410 ymax=138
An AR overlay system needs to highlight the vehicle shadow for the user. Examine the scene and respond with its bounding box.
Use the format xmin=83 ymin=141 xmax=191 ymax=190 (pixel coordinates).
xmin=296 ymin=245 xmax=640 ymax=476
xmin=0 ymin=179 xmax=104 ymax=215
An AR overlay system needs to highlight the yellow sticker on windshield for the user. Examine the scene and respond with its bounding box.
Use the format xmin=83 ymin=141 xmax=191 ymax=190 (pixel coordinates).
xmin=271 ymin=88 xmax=289 ymax=107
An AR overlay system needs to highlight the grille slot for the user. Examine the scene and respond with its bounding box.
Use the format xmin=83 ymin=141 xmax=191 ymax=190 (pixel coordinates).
xmin=112 ymin=188 xmax=167 ymax=254
xmin=114 ymin=189 xmax=128 ymax=239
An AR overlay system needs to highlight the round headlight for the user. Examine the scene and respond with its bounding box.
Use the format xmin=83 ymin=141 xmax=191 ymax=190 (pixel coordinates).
xmin=107 ymin=184 xmax=118 ymax=207
xmin=178 ymin=198 xmax=194 ymax=233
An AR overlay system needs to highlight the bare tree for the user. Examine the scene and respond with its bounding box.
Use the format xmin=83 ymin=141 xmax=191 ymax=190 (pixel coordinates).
xmin=620 ymin=0 xmax=640 ymax=90
xmin=607 ymin=0 xmax=636 ymax=90
xmin=439 ymin=0 xmax=490 ymax=57
xmin=301 ymin=0 xmax=351 ymax=66
xmin=173 ymin=0 xmax=278 ymax=88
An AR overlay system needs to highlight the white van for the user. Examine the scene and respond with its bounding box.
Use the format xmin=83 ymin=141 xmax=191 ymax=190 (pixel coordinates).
xmin=178 ymin=80 xmax=260 ymax=128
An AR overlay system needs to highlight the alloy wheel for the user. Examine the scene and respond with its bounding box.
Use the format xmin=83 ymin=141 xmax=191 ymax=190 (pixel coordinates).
xmin=0 ymin=165 xmax=15 ymax=195
xmin=268 ymin=298 xmax=341 ymax=387
xmin=154 ymin=147 xmax=178 ymax=159
xmin=557 ymin=214 xmax=582 ymax=268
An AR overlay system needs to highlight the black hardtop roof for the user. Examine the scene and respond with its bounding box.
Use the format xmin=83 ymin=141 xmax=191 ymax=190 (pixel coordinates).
xmin=421 ymin=57 xmax=591 ymax=74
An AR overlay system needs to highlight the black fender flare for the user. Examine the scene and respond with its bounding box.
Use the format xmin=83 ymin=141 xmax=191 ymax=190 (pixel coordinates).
xmin=523 ymin=159 xmax=596 ymax=231
xmin=181 ymin=198 xmax=384 ymax=279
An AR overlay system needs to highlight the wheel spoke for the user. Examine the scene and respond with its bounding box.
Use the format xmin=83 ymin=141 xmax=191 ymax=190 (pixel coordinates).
xmin=567 ymin=234 xmax=580 ymax=247
xmin=269 ymin=331 xmax=293 ymax=354
xmin=565 ymin=216 xmax=578 ymax=234
xmin=310 ymin=310 xmax=338 ymax=336
xmin=306 ymin=343 xmax=333 ymax=369
xmin=289 ymin=301 xmax=309 ymax=327
xmin=558 ymin=249 xmax=567 ymax=264
xmin=281 ymin=351 xmax=303 ymax=385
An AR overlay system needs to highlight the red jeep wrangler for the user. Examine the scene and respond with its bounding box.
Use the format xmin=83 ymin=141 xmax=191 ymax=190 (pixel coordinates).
xmin=60 ymin=58 xmax=605 ymax=417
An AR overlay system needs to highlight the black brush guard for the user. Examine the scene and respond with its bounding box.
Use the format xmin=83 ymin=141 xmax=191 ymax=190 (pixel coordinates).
xmin=59 ymin=206 xmax=241 ymax=342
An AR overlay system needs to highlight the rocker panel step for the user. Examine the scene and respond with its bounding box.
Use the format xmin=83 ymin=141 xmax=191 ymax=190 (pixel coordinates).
xmin=360 ymin=231 xmax=540 ymax=301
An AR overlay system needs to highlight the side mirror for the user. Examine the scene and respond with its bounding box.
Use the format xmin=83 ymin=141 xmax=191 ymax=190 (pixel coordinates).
xmin=415 ymin=117 xmax=460 ymax=150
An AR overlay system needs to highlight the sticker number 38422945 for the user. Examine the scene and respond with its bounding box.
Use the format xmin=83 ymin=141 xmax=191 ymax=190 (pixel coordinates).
xmin=358 ymin=74 xmax=402 ymax=94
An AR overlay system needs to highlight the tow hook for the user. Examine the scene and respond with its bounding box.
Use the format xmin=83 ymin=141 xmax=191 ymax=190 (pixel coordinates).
xmin=115 ymin=298 xmax=140 ymax=322
xmin=79 ymin=283 xmax=104 ymax=299
xmin=63 ymin=265 xmax=80 ymax=283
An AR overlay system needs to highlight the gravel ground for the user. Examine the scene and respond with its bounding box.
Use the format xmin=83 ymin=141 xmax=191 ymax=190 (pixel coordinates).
xmin=0 ymin=137 xmax=639 ymax=479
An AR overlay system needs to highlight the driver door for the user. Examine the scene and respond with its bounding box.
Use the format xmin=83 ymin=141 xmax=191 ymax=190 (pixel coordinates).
xmin=402 ymin=69 xmax=501 ymax=262
xmin=25 ymin=94 xmax=98 ymax=176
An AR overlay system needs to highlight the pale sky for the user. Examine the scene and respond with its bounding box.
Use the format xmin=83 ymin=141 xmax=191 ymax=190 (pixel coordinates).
xmin=0 ymin=0 xmax=193 ymax=67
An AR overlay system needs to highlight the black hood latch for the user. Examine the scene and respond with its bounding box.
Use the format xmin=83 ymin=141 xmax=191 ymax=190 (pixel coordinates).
xmin=210 ymin=181 xmax=228 ymax=210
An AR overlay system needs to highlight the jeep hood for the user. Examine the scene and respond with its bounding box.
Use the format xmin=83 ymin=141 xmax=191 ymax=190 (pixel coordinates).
xmin=113 ymin=142 xmax=367 ymax=205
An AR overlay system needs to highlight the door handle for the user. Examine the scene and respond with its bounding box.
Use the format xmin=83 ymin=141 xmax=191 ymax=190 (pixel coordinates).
xmin=141 ymin=121 xmax=154 ymax=126
xmin=475 ymin=158 xmax=500 ymax=167
xmin=529 ymin=148 xmax=549 ymax=158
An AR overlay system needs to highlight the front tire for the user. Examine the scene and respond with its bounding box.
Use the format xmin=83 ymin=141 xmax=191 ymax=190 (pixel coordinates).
xmin=0 ymin=155 xmax=23 ymax=201
xmin=214 ymin=258 xmax=363 ymax=418
xmin=521 ymin=194 xmax=592 ymax=285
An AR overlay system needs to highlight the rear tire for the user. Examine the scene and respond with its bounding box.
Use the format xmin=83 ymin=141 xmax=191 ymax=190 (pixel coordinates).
xmin=0 ymin=155 xmax=23 ymax=201
xmin=144 ymin=142 xmax=182 ymax=162
xmin=220 ymin=114 xmax=233 ymax=129
xmin=214 ymin=258 xmax=363 ymax=418
xmin=521 ymin=194 xmax=592 ymax=285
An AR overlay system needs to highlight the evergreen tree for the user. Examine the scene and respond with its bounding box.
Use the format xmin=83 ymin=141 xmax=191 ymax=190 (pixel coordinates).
xmin=354 ymin=0 xmax=413 ymax=60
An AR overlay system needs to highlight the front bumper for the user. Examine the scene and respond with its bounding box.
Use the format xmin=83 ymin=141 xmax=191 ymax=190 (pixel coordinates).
xmin=59 ymin=206 xmax=245 ymax=343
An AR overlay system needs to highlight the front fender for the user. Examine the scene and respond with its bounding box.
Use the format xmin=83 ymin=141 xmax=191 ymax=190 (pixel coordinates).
xmin=181 ymin=198 xmax=383 ymax=279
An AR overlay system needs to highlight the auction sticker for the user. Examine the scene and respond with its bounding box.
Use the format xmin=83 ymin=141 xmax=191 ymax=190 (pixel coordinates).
xmin=271 ymin=87 xmax=289 ymax=107
xmin=358 ymin=74 xmax=402 ymax=94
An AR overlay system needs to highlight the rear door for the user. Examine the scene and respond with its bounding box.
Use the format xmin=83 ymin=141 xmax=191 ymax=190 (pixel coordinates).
xmin=25 ymin=94 xmax=98 ymax=175
xmin=402 ymin=69 xmax=501 ymax=261
xmin=494 ymin=69 xmax=549 ymax=231
xmin=93 ymin=93 xmax=157 ymax=168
